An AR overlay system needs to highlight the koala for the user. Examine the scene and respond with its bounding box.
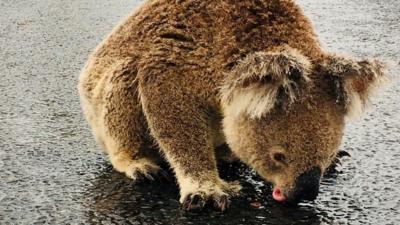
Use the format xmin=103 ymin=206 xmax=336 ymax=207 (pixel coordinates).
xmin=78 ymin=0 xmax=388 ymax=211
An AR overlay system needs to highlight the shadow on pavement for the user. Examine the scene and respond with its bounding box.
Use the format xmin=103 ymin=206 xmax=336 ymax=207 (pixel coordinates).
xmin=84 ymin=161 xmax=327 ymax=225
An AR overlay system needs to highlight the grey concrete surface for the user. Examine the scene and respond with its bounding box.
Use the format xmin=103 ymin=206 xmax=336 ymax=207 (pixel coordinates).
xmin=0 ymin=0 xmax=399 ymax=224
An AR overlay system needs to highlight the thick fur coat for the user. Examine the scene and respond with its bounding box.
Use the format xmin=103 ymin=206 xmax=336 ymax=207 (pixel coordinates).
xmin=79 ymin=0 xmax=387 ymax=211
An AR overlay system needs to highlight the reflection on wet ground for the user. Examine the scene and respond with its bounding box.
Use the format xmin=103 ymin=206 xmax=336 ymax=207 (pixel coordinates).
xmin=85 ymin=162 xmax=329 ymax=225
xmin=0 ymin=0 xmax=399 ymax=224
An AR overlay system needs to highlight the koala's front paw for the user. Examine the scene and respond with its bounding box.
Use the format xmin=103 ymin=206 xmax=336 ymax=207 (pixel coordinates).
xmin=180 ymin=180 xmax=241 ymax=212
xmin=181 ymin=192 xmax=229 ymax=212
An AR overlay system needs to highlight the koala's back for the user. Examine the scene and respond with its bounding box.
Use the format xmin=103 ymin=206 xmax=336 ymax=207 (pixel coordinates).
xmin=79 ymin=0 xmax=322 ymax=107
xmin=80 ymin=0 xmax=217 ymax=99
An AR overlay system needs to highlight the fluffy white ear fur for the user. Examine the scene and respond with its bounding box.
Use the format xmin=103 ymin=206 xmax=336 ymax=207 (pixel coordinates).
xmin=323 ymin=55 xmax=389 ymax=119
xmin=220 ymin=47 xmax=312 ymax=119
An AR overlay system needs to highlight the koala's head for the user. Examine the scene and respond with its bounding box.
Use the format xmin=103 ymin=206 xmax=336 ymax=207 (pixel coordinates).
xmin=220 ymin=46 xmax=388 ymax=204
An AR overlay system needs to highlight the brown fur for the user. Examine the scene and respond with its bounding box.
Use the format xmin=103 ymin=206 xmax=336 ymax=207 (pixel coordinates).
xmin=220 ymin=46 xmax=312 ymax=118
xmin=322 ymin=55 xmax=388 ymax=118
xmin=78 ymin=0 xmax=387 ymax=211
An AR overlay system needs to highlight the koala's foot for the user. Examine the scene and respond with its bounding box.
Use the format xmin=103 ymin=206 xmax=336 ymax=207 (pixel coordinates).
xmin=110 ymin=152 xmax=161 ymax=181
xmin=180 ymin=180 xmax=242 ymax=212
xmin=182 ymin=192 xmax=229 ymax=212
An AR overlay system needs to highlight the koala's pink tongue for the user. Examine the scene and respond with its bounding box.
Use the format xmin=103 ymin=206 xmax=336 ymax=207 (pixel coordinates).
xmin=272 ymin=187 xmax=287 ymax=202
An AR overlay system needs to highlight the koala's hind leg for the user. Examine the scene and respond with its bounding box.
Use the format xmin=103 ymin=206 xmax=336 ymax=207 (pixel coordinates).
xmin=80 ymin=58 xmax=162 ymax=181
xmin=138 ymin=65 xmax=241 ymax=211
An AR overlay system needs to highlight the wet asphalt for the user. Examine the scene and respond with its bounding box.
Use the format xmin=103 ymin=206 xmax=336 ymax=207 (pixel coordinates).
xmin=0 ymin=0 xmax=399 ymax=224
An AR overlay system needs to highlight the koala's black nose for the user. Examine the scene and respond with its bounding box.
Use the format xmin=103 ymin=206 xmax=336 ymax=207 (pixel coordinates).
xmin=290 ymin=167 xmax=322 ymax=203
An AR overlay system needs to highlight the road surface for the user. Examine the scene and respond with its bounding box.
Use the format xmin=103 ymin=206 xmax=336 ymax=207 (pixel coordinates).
xmin=0 ymin=0 xmax=399 ymax=224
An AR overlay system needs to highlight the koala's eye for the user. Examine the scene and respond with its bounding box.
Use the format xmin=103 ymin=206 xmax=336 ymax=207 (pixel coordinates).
xmin=270 ymin=147 xmax=288 ymax=166
xmin=270 ymin=150 xmax=287 ymax=165
xmin=271 ymin=152 xmax=287 ymax=165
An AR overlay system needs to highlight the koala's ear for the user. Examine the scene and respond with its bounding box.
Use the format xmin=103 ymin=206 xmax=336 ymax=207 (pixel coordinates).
xmin=323 ymin=54 xmax=389 ymax=118
xmin=220 ymin=47 xmax=312 ymax=118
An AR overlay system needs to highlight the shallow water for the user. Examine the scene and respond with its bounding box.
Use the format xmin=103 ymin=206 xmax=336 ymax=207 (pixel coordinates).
xmin=0 ymin=0 xmax=399 ymax=224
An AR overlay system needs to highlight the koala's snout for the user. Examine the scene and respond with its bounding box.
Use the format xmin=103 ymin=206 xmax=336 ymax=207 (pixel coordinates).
xmin=289 ymin=167 xmax=322 ymax=203
xmin=272 ymin=167 xmax=322 ymax=204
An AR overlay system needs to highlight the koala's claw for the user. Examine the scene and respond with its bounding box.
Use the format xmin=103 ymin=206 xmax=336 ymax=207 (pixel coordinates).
xmin=181 ymin=193 xmax=231 ymax=212
xmin=213 ymin=195 xmax=230 ymax=212
xmin=181 ymin=194 xmax=206 ymax=211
